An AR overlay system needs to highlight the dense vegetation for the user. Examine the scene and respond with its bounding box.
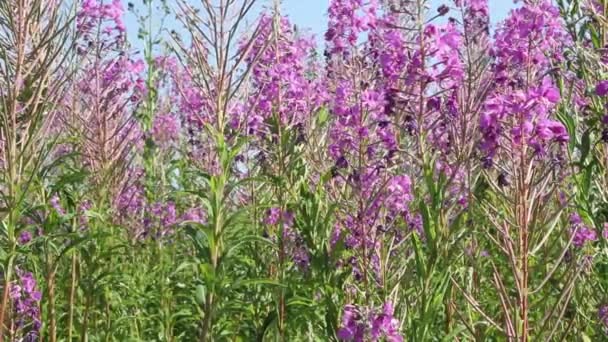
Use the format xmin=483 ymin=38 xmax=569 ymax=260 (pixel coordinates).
xmin=1 ymin=0 xmax=608 ymax=340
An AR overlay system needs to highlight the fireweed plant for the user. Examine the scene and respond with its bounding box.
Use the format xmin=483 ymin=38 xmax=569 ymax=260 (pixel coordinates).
xmin=2 ymin=0 xmax=608 ymax=340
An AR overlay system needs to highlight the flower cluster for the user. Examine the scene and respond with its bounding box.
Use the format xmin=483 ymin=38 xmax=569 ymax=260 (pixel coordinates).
xmin=77 ymin=0 xmax=126 ymax=51
xmin=242 ymin=14 xmax=324 ymax=136
xmin=263 ymin=208 xmax=310 ymax=270
xmin=50 ymin=194 xmax=65 ymax=216
xmin=480 ymin=0 xmax=569 ymax=165
xmin=325 ymin=0 xmax=431 ymax=286
xmin=154 ymin=57 xmax=209 ymax=127
xmin=480 ymin=80 xmax=568 ymax=162
xmin=68 ymin=50 xmax=145 ymax=179
xmin=147 ymin=201 xmax=178 ymax=237
xmin=66 ymin=0 xmax=146 ymax=190
xmin=115 ymin=176 xmax=146 ymax=222
xmin=18 ymin=231 xmax=32 ymax=245
xmin=115 ymin=184 xmax=171 ymax=239
xmin=114 ymin=172 xmax=206 ymax=240
xmin=181 ymin=207 xmax=208 ymax=225
xmin=326 ymin=0 xmax=379 ymax=56
xmin=491 ymin=1 xmax=568 ymax=83
xmin=600 ymin=304 xmax=608 ymax=329
xmin=385 ymin=175 xmax=413 ymax=217
xmin=367 ymin=14 xmax=407 ymax=86
xmin=455 ymin=0 xmax=490 ymax=41
xmin=151 ymin=113 xmax=180 ymax=148
xmin=332 ymin=177 xmax=413 ymax=280
xmin=424 ymin=22 xmax=465 ymax=89
xmin=10 ymin=268 xmax=42 ymax=341
xmin=337 ymin=302 xmax=402 ymax=341
xmin=596 ymin=80 xmax=608 ymax=96
xmin=569 ymin=213 xmax=598 ymax=248
xmin=153 ymin=56 xmax=221 ymax=172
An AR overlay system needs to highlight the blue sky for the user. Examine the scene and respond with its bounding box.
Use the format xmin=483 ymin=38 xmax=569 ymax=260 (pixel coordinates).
xmin=126 ymin=0 xmax=518 ymax=50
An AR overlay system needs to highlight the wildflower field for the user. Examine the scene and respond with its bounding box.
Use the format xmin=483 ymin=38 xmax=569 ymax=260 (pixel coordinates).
xmin=2 ymin=0 xmax=608 ymax=340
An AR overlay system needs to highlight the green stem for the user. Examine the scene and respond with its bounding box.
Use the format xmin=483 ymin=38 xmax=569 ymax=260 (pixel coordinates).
xmin=81 ymin=292 xmax=92 ymax=342
xmin=68 ymin=253 xmax=77 ymax=341
xmin=0 ymin=253 xmax=15 ymax=342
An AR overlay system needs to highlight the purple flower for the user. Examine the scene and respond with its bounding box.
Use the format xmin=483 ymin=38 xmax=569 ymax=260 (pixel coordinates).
xmin=263 ymin=208 xmax=309 ymax=270
xmin=77 ymin=0 xmax=126 ymax=44
xmin=385 ymin=175 xmax=413 ymax=217
xmin=282 ymin=225 xmax=310 ymax=270
xmin=599 ymin=304 xmax=608 ymax=328
xmin=50 ymin=194 xmax=65 ymax=215
xmin=460 ymin=0 xmax=489 ymax=39
xmin=79 ymin=200 xmax=93 ymax=230
xmin=338 ymin=302 xmax=402 ymax=341
xmin=263 ymin=207 xmax=282 ymax=226
xmin=151 ymin=114 xmax=180 ymax=147
xmin=181 ymin=207 xmax=207 ymax=225
xmin=480 ymin=1 xmax=569 ymax=163
xmin=115 ymin=183 xmax=145 ymax=220
xmin=337 ymin=305 xmax=365 ymax=341
xmin=596 ymin=81 xmax=608 ymax=96
xmin=18 ymin=231 xmax=32 ymax=245
xmin=241 ymin=14 xmax=324 ymax=136
xmin=326 ymin=0 xmax=379 ymax=55
xmin=150 ymin=201 xmax=178 ymax=234
xmin=535 ymin=119 xmax=569 ymax=143
xmin=10 ymin=268 xmax=41 ymax=339
xmin=570 ymin=213 xmax=598 ymax=248
xmin=370 ymin=302 xmax=402 ymax=342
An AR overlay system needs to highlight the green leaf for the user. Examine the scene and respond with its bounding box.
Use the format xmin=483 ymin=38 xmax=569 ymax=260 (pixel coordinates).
xmin=199 ymin=263 xmax=215 ymax=285
xmin=412 ymin=233 xmax=426 ymax=279
xmin=195 ymin=285 xmax=206 ymax=306
xmin=231 ymin=278 xmax=286 ymax=289
xmin=419 ymin=201 xmax=436 ymax=255
xmin=580 ymin=128 xmax=591 ymax=164
xmin=317 ymin=107 xmax=329 ymax=125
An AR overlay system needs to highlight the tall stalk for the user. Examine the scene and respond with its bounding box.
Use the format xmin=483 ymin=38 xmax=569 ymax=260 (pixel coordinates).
xmin=0 ymin=1 xmax=72 ymax=339
xmin=68 ymin=252 xmax=78 ymax=341
xmin=177 ymin=0 xmax=265 ymax=339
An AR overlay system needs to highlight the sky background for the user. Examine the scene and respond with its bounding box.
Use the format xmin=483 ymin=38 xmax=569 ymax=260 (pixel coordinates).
xmin=125 ymin=0 xmax=519 ymax=51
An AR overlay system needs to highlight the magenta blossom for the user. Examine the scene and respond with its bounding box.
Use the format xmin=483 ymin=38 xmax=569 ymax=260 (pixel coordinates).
xmin=596 ymin=81 xmax=608 ymax=96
